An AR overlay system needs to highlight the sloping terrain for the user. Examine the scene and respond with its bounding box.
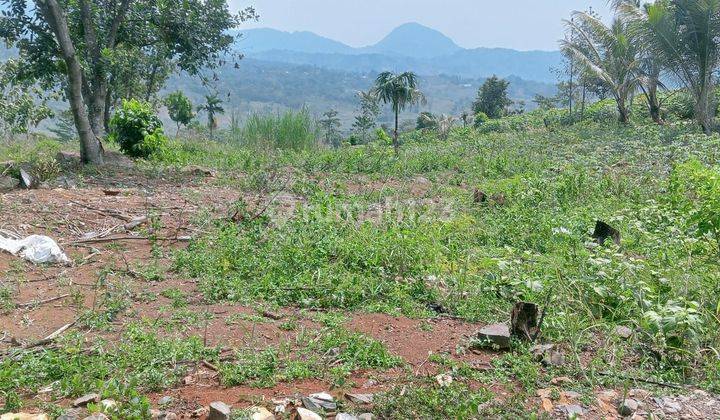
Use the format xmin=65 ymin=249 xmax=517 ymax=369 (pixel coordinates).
xmin=2 ymin=123 xmax=720 ymax=419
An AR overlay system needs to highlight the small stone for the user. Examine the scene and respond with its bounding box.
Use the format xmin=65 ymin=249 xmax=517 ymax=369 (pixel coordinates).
xmin=475 ymin=323 xmax=511 ymax=349
xmin=346 ymin=393 xmax=374 ymax=404
xmin=618 ymin=398 xmax=639 ymax=416
xmin=19 ymin=167 xmax=34 ymax=189
xmin=357 ymin=414 xmax=374 ymax=420
xmin=190 ymin=407 xmax=208 ymax=418
xmin=208 ymin=401 xmax=232 ymax=420
xmin=249 ymin=406 xmax=274 ymax=420
xmin=562 ymin=404 xmax=584 ymax=418
xmin=73 ymin=393 xmax=100 ymax=407
xmin=550 ymin=376 xmax=573 ymax=385
xmin=435 ymin=373 xmax=453 ymax=387
xmin=82 ymin=415 xmax=109 ymax=420
xmin=296 ymin=407 xmax=322 ymax=420
xmin=661 ymin=397 xmax=682 ymax=413
xmin=629 ymin=389 xmax=650 ymax=399
xmin=530 ymin=344 xmax=555 ymax=361
xmin=304 ymin=392 xmax=337 ymax=410
xmin=544 ymin=349 xmax=566 ymax=367
xmin=614 ymin=325 xmax=633 ymax=339
xmin=336 ymin=414 xmax=358 ymax=420
xmin=362 ymin=379 xmax=378 ymax=389
xmin=56 ymin=409 xmax=81 ymax=420
xmin=0 ymin=175 xmax=19 ymax=192
xmin=158 ymin=396 xmax=173 ymax=406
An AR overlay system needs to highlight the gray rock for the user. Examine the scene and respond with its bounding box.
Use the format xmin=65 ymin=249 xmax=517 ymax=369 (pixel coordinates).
xmin=158 ymin=396 xmax=173 ymax=406
xmin=0 ymin=175 xmax=19 ymax=192
xmin=544 ymin=349 xmax=566 ymax=367
xmin=346 ymin=393 xmax=374 ymax=404
xmin=296 ymin=407 xmax=322 ymax=420
xmin=358 ymin=414 xmax=374 ymax=420
xmin=618 ymin=398 xmax=639 ymax=416
xmin=57 ymin=409 xmax=82 ymax=420
xmin=475 ymin=323 xmax=511 ymax=349
xmin=82 ymin=415 xmax=109 ymax=420
xmin=661 ymin=397 xmax=682 ymax=413
xmin=151 ymin=410 xmax=178 ymax=420
xmin=336 ymin=414 xmax=358 ymax=420
xmin=73 ymin=393 xmax=100 ymax=407
xmin=303 ymin=392 xmax=337 ymax=411
xmin=208 ymin=401 xmax=232 ymax=420
xmin=562 ymin=404 xmax=584 ymax=418
xmin=615 ymin=325 xmax=633 ymax=339
xmin=19 ymin=166 xmax=34 ymax=189
xmin=530 ymin=344 xmax=555 ymax=361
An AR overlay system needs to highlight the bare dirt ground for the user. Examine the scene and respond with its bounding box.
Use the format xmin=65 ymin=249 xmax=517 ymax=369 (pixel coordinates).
xmin=2 ymin=163 xmax=720 ymax=419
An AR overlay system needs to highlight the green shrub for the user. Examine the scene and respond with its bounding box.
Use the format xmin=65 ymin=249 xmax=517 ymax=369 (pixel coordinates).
xmin=110 ymin=99 xmax=168 ymax=158
xmin=375 ymin=127 xmax=392 ymax=146
xmin=473 ymin=112 xmax=489 ymax=128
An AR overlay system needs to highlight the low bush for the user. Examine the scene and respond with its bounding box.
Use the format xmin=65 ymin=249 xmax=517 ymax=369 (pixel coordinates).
xmin=109 ymin=99 xmax=169 ymax=158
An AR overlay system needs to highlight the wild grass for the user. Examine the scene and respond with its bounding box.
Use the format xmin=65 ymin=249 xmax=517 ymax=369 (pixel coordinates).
xmin=232 ymin=108 xmax=319 ymax=150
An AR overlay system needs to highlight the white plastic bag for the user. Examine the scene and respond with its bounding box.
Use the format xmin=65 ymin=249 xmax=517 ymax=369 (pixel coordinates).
xmin=0 ymin=234 xmax=70 ymax=265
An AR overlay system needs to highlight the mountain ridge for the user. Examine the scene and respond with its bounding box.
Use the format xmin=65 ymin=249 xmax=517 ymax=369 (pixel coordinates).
xmin=236 ymin=23 xmax=562 ymax=83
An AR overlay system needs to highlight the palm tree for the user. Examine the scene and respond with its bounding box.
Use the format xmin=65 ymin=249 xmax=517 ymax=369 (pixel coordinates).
xmin=198 ymin=94 xmax=225 ymax=139
xmin=561 ymin=12 xmax=641 ymax=123
xmin=372 ymin=71 xmax=425 ymax=154
xmin=611 ymin=0 xmax=665 ymax=124
xmin=618 ymin=0 xmax=720 ymax=134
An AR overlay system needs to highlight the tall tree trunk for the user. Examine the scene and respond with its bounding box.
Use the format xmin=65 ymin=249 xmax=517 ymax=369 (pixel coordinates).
xmin=696 ymin=81 xmax=715 ymax=135
xmin=616 ymin=94 xmax=629 ymax=124
xmin=580 ymin=83 xmax=586 ymax=120
xmin=104 ymin=85 xmax=112 ymax=132
xmin=38 ymin=0 xmax=104 ymax=165
xmin=646 ymin=84 xmax=662 ymax=125
xmin=393 ymin=109 xmax=399 ymax=155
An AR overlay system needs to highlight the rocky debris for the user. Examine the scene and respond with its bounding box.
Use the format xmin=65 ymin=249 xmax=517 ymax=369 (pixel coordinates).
xmin=410 ymin=176 xmax=432 ymax=197
xmin=0 ymin=414 xmax=49 ymax=420
xmin=56 ymin=409 xmax=81 ymax=420
xmin=345 ymin=393 xmax=374 ymax=404
xmin=560 ymin=404 xmax=584 ymax=418
xmin=157 ymin=396 xmax=173 ymax=406
xmin=474 ymin=323 xmax=511 ymax=349
xmin=249 ymin=406 xmax=274 ymax=420
xmin=150 ymin=410 xmax=178 ymax=420
xmin=0 ymin=175 xmax=20 ymax=192
xmin=357 ymin=414 xmax=374 ymax=420
xmin=435 ymin=373 xmax=453 ymax=387
xmin=82 ymin=414 xmax=109 ymax=420
xmin=72 ymin=393 xmax=100 ymax=407
xmin=617 ymin=398 xmax=639 ymax=416
xmin=190 ymin=407 xmax=208 ymax=418
xmin=592 ymin=220 xmax=621 ymax=246
xmin=56 ymin=151 xmax=80 ymax=167
xmin=19 ymin=166 xmax=35 ymax=189
xmin=336 ymin=414 xmax=358 ymax=420
xmin=614 ymin=325 xmax=633 ymax=339
xmin=296 ymin=407 xmax=322 ymax=420
xmin=655 ymin=396 xmax=682 ymax=414
xmin=208 ymin=401 xmax=232 ymax=420
xmin=530 ymin=343 xmax=565 ymax=366
xmin=511 ymin=301 xmax=541 ymax=340
xmin=302 ymin=392 xmax=337 ymax=412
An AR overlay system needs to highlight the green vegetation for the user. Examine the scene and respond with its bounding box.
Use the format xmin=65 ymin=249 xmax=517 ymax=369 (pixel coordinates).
xmin=109 ymin=99 xmax=168 ymax=158
xmin=233 ymin=108 xmax=319 ymax=150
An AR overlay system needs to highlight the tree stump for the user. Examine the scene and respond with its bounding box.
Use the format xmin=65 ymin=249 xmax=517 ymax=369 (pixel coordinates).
xmin=510 ymin=302 xmax=540 ymax=341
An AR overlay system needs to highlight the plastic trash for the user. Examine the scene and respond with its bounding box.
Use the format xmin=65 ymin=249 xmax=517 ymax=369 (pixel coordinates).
xmin=0 ymin=234 xmax=70 ymax=265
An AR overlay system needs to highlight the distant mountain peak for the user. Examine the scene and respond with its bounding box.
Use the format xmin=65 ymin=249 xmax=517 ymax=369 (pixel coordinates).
xmin=365 ymin=22 xmax=461 ymax=58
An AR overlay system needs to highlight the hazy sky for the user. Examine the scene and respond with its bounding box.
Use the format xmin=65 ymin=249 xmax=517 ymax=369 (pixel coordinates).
xmin=231 ymin=0 xmax=615 ymax=51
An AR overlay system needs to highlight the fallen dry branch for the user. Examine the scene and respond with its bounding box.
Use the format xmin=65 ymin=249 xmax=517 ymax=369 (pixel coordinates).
xmin=16 ymin=293 xmax=70 ymax=309
xmin=68 ymin=235 xmax=190 ymax=245
xmin=23 ymin=320 xmax=77 ymax=349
